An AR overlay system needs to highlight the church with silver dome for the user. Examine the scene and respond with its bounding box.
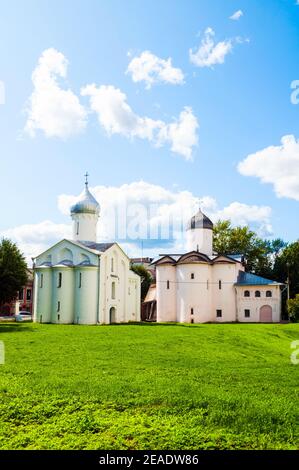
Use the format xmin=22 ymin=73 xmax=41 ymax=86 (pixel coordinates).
xmin=32 ymin=178 xmax=140 ymax=325
xmin=150 ymin=208 xmax=283 ymax=323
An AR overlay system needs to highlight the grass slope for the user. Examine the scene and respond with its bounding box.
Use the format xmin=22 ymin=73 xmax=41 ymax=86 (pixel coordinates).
xmin=0 ymin=322 xmax=298 ymax=450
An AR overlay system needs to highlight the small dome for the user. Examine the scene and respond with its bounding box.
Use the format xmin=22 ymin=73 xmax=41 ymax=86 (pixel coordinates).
xmin=70 ymin=186 xmax=100 ymax=215
xmin=187 ymin=208 xmax=213 ymax=231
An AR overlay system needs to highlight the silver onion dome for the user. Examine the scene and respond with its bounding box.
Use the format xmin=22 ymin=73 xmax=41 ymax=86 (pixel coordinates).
xmin=187 ymin=208 xmax=213 ymax=231
xmin=70 ymin=184 xmax=100 ymax=215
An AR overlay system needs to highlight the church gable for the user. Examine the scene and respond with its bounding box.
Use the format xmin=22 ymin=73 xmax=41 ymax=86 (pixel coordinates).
xmin=35 ymin=239 xmax=99 ymax=267
xmin=177 ymin=251 xmax=210 ymax=265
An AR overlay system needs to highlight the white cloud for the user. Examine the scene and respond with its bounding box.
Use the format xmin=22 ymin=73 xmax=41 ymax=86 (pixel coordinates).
xmin=189 ymin=27 xmax=249 ymax=68
xmin=189 ymin=27 xmax=233 ymax=68
xmin=2 ymin=182 xmax=272 ymax=264
xmin=229 ymin=10 xmax=243 ymax=20
xmin=238 ymin=135 xmax=299 ymax=201
xmin=1 ymin=221 xmax=71 ymax=264
xmin=126 ymin=50 xmax=184 ymax=89
xmin=25 ymin=48 xmax=87 ymax=138
xmin=81 ymin=84 xmax=198 ymax=159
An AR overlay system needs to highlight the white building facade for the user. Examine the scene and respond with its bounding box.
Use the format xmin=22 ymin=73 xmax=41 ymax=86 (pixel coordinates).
xmin=33 ymin=181 xmax=140 ymax=325
xmin=152 ymin=209 xmax=282 ymax=323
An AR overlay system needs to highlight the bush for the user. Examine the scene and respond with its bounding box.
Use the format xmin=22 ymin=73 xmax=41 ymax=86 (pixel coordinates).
xmin=288 ymin=294 xmax=299 ymax=322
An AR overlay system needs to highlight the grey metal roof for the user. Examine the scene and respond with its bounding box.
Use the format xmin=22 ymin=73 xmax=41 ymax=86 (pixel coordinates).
xmin=78 ymin=241 xmax=114 ymax=252
xmin=187 ymin=209 xmax=213 ymax=230
xmin=235 ymin=271 xmax=282 ymax=286
xmin=70 ymin=186 xmax=100 ymax=215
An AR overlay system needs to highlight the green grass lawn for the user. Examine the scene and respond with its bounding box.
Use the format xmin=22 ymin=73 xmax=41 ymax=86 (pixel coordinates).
xmin=0 ymin=322 xmax=298 ymax=450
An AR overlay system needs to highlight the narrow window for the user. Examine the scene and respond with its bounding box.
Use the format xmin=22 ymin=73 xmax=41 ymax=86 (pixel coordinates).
xmin=79 ymin=272 xmax=82 ymax=288
xmin=207 ymin=280 xmax=209 ymax=290
xmin=167 ymin=280 xmax=170 ymax=289
xmin=191 ymin=273 xmax=194 ymax=279
xmin=216 ymin=309 xmax=222 ymax=318
xmin=219 ymin=280 xmax=222 ymax=290
xmin=40 ymin=274 xmax=43 ymax=289
xmin=244 ymin=309 xmax=250 ymax=318
xmin=111 ymin=281 xmax=116 ymax=299
xmin=111 ymin=258 xmax=114 ymax=272
xmin=191 ymin=318 xmax=194 ymax=324
xmin=191 ymin=308 xmax=194 ymax=315
xmin=57 ymin=301 xmax=61 ymax=312
xmin=57 ymin=314 xmax=60 ymax=321
xmin=128 ymin=287 xmax=131 ymax=295
xmin=19 ymin=289 xmax=24 ymax=300
xmin=26 ymin=289 xmax=32 ymax=301
xmin=244 ymin=290 xmax=250 ymax=297
xmin=76 ymin=221 xmax=79 ymax=235
xmin=57 ymin=272 xmax=62 ymax=288
xmin=266 ymin=290 xmax=272 ymax=298
xmin=255 ymin=290 xmax=261 ymax=297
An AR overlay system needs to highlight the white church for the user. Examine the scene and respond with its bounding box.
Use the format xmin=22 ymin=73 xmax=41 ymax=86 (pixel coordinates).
xmin=32 ymin=178 xmax=141 ymax=325
xmin=150 ymin=209 xmax=283 ymax=323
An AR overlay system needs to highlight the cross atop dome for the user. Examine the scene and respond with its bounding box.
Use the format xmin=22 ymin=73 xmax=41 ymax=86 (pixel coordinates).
xmin=84 ymin=172 xmax=89 ymax=188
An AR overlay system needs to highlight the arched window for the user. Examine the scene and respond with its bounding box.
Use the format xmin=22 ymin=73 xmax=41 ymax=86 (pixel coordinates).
xmin=244 ymin=290 xmax=250 ymax=297
xmin=266 ymin=290 xmax=272 ymax=298
xmin=111 ymin=281 xmax=116 ymax=299
xmin=255 ymin=290 xmax=261 ymax=297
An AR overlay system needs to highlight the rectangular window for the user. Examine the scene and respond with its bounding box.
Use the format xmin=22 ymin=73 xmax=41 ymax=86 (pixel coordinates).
xmin=76 ymin=221 xmax=79 ymax=235
xmin=57 ymin=272 xmax=62 ymax=288
xmin=112 ymin=282 xmax=116 ymax=300
xmin=191 ymin=273 xmax=194 ymax=279
xmin=216 ymin=309 xmax=222 ymax=318
xmin=207 ymin=280 xmax=209 ymax=290
xmin=191 ymin=308 xmax=194 ymax=315
xmin=26 ymin=289 xmax=32 ymax=301
xmin=40 ymin=274 xmax=43 ymax=288
xmin=19 ymin=289 xmax=24 ymax=300
xmin=79 ymin=272 xmax=82 ymax=288
xmin=167 ymin=280 xmax=170 ymax=289
xmin=111 ymin=258 xmax=114 ymax=272
xmin=57 ymin=301 xmax=60 ymax=312
xmin=245 ymin=309 xmax=250 ymax=318
xmin=219 ymin=280 xmax=222 ymax=290
xmin=57 ymin=314 xmax=60 ymax=321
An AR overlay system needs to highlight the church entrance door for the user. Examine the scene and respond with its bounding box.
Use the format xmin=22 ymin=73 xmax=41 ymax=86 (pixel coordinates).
xmin=109 ymin=306 xmax=116 ymax=324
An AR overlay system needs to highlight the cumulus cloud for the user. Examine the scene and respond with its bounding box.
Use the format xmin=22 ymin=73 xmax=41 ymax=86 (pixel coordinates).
xmin=238 ymin=135 xmax=299 ymax=201
xmin=2 ymin=182 xmax=273 ymax=264
xmin=1 ymin=221 xmax=71 ymax=264
xmin=25 ymin=48 xmax=87 ymax=138
xmin=189 ymin=27 xmax=249 ymax=68
xmin=229 ymin=10 xmax=243 ymax=20
xmin=126 ymin=50 xmax=185 ymax=89
xmin=81 ymin=84 xmax=198 ymax=159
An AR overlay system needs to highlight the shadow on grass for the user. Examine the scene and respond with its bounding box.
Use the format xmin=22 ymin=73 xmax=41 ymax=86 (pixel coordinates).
xmin=0 ymin=323 xmax=34 ymax=333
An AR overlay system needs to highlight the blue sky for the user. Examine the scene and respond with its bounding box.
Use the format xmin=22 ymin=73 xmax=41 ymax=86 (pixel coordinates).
xmin=0 ymin=0 xmax=299 ymax=260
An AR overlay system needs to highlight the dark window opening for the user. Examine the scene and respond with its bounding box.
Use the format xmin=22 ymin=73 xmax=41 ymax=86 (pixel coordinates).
xmin=167 ymin=280 xmax=170 ymax=289
xmin=26 ymin=289 xmax=31 ymax=301
xmin=266 ymin=290 xmax=272 ymax=298
xmin=57 ymin=301 xmax=60 ymax=312
xmin=79 ymin=272 xmax=82 ymax=288
xmin=40 ymin=273 xmax=43 ymax=288
xmin=19 ymin=289 xmax=24 ymax=300
xmin=216 ymin=309 xmax=222 ymax=318
xmin=191 ymin=308 xmax=194 ymax=315
xmin=57 ymin=272 xmax=62 ymax=288
xmin=244 ymin=290 xmax=250 ymax=297
xmin=245 ymin=309 xmax=250 ymax=318
xmin=219 ymin=280 xmax=222 ymax=290
xmin=255 ymin=290 xmax=261 ymax=297
xmin=191 ymin=273 xmax=194 ymax=279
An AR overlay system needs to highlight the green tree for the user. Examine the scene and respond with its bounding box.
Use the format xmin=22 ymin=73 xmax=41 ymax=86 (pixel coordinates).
xmin=273 ymin=241 xmax=299 ymax=298
xmin=130 ymin=264 xmax=152 ymax=302
xmin=287 ymin=294 xmax=299 ymax=323
xmin=213 ymin=220 xmax=272 ymax=275
xmin=0 ymin=238 xmax=28 ymax=306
